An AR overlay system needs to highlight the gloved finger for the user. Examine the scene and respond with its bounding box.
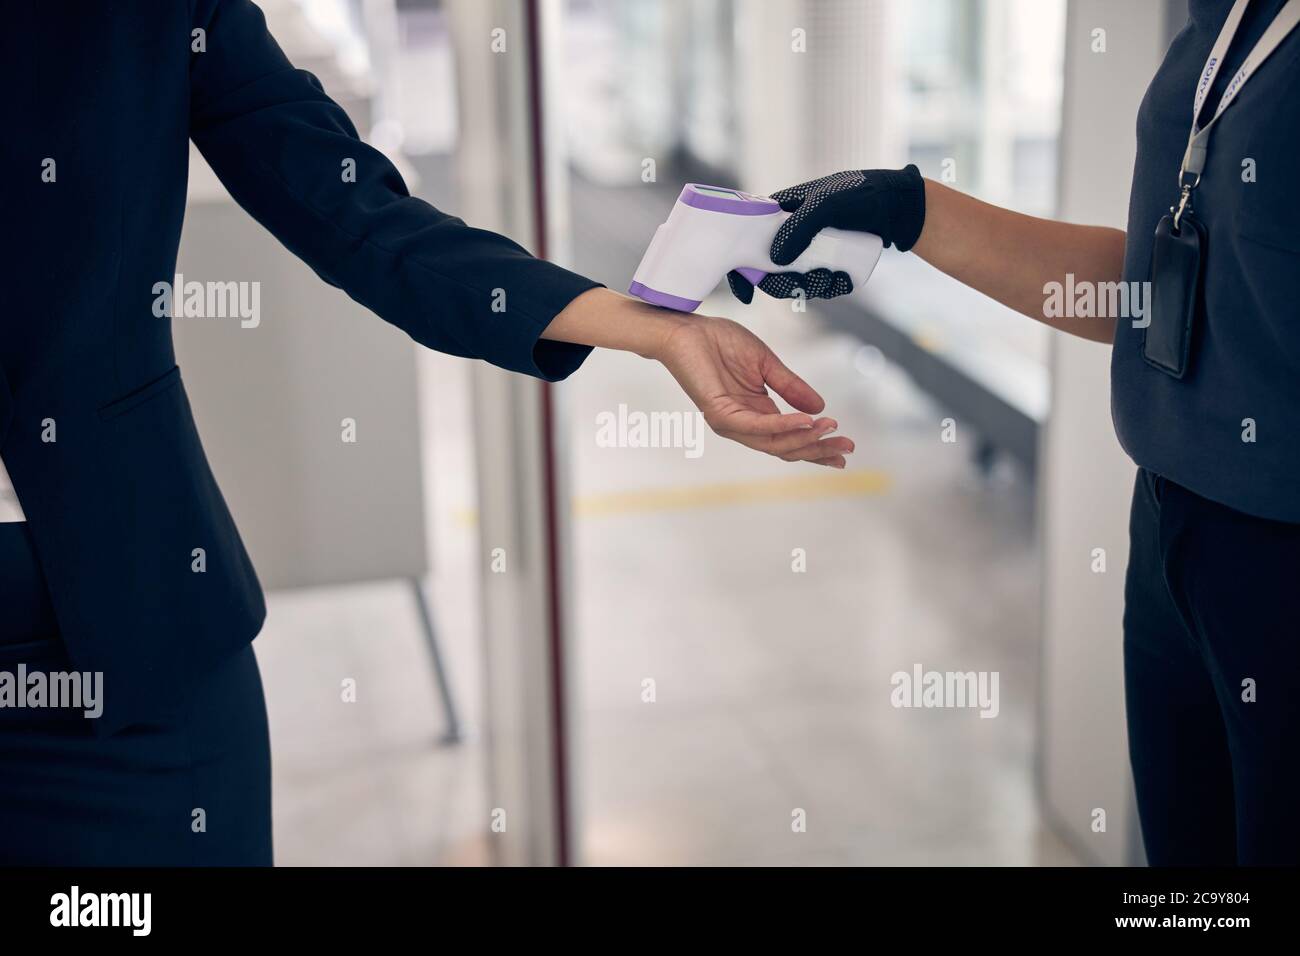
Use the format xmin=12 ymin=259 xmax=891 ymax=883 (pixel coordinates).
xmin=755 ymin=272 xmax=810 ymax=299
xmin=769 ymin=173 xmax=840 ymax=209
xmin=768 ymin=184 xmax=808 ymax=211
xmin=726 ymin=269 xmax=755 ymax=305
xmin=827 ymin=270 xmax=854 ymax=298
xmin=756 ymin=269 xmax=853 ymax=300
xmin=793 ymin=268 xmax=852 ymax=299
xmin=770 ymin=193 xmax=834 ymax=265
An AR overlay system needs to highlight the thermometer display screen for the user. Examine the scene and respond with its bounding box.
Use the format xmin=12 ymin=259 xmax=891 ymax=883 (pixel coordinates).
xmin=692 ymin=186 xmax=743 ymax=199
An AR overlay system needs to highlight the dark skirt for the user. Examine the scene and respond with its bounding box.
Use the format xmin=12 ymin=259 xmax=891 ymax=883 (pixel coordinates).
xmin=0 ymin=521 xmax=272 ymax=865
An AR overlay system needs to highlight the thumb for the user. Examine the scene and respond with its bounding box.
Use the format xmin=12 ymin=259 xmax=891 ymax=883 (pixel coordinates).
xmin=769 ymin=193 xmax=832 ymax=267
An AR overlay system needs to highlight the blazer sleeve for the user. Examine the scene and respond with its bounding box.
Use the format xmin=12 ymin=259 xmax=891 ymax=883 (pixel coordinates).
xmin=187 ymin=0 xmax=600 ymax=380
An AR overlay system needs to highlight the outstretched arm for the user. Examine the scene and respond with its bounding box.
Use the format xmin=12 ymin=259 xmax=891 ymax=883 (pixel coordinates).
xmin=731 ymin=166 xmax=1126 ymax=345
xmin=913 ymin=180 xmax=1125 ymax=344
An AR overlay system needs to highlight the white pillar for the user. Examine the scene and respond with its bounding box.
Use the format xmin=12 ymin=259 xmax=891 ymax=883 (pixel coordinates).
xmin=445 ymin=0 xmax=577 ymax=867
xmin=1037 ymin=0 xmax=1175 ymax=867
xmin=734 ymin=0 xmax=901 ymax=195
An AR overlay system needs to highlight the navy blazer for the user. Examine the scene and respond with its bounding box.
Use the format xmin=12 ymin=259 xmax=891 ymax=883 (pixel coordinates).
xmin=0 ymin=1 xmax=599 ymax=733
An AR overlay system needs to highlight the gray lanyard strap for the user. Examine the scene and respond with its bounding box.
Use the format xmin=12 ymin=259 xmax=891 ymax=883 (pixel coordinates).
xmin=1175 ymin=0 xmax=1300 ymax=224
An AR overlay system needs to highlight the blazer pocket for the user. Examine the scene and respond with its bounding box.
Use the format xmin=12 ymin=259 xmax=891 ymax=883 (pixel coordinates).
xmin=98 ymin=365 xmax=182 ymax=421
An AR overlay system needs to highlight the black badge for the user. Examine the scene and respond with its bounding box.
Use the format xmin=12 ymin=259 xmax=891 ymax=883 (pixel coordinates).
xmin=1143 ymin=210 xmax=1207 ymax=379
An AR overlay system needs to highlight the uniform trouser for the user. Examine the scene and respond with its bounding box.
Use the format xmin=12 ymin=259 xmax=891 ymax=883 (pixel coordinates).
xmin=1124 ymin=468 xmax=1300 ymax=865
xmin=0 ymin=521 xmax=272 ymax=866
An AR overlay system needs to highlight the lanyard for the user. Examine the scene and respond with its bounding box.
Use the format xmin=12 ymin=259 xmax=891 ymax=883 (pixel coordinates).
xmin=1175 ymin=0 xmax=1300 ymax=225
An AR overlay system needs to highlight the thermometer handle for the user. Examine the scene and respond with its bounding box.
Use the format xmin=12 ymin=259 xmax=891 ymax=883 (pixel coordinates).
xmin=784 ymin=227 xmax=885 ymax=294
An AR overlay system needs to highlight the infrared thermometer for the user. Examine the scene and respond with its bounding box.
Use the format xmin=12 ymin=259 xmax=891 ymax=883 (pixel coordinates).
xmin=628 ymin=183 xmax=883 ymax=312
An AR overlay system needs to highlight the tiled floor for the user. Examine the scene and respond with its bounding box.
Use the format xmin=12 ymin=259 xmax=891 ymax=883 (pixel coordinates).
xmin=255 ymin=345 xmax=490 ymax=867
xmin=566 ymin=297 xmax=1070 ymax=866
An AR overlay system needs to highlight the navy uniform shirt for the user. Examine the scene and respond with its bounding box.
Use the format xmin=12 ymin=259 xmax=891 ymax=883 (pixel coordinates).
xmin=1113 ymin=0 xmax=1300 ymax=521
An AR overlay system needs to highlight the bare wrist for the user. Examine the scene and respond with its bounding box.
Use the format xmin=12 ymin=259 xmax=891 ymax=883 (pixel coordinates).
xmin=620 ymin=297 xmax=692 ymax=361
xmin=543 ymin=287 xmax=691 ymax=360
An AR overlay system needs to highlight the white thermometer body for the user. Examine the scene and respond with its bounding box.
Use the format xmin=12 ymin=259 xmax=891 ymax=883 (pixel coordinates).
xmin=629 ymin=183 xmax=883 ymax=312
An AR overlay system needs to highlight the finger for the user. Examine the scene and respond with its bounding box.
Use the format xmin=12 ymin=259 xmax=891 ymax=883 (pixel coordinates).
xmin=763 ymin=353 xmax=825 ymax=415
xmin=756 ymin=269 xmax=853 ymax=301
xmin=808 ymin=269 xmax=853 ymax=299
xmin=812 ymin=455 xmax=847 ymax=469
xmin=762 ymin=418 xmax=838 ymax=455
xmin=777 ymin=437 xmax=854 ymax=463
xmin=770 ymin=193 xmax=832 ymax=266
xmin=769 ymin=174 xmax=840 ymax=210
xmin=726 ymin=270 xmax=755 ymax=305
xmin=715 ymin=408 xmax=816 ymax=437
xmin=768 ymin=185 xmax=807 ymax=211
xmin=755 ymin=273 xmax=808 ymax=300
xmin=718 ymin=429 xmax=854 ymax=463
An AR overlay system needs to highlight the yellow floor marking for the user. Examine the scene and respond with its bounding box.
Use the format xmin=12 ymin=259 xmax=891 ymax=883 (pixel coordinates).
xmin=454 ymin=469 xmax=891 ymax=526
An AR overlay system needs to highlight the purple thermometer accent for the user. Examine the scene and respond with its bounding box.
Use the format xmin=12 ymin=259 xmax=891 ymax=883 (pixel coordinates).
xmin=678 ymin=184 xmax=782 ymax=216
xmin=627 ymin=281 xmax=702 ymax=313
xmin=735 ymin=267 xmax=768 ymax=285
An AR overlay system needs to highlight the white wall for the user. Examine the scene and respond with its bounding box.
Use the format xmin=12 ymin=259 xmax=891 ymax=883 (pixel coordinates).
xmin=174 ymin=198 xmax=428 ymax=591
xmin=1038 ymin=0 xmax=1177 ymax=866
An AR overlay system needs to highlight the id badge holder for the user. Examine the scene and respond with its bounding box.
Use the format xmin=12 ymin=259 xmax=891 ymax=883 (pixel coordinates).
xmin=1143 ymin=199 xmax=1206 ymax=379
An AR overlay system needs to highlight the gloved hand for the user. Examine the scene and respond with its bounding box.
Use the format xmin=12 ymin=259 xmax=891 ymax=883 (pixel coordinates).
xmin=727 ymin=164 xmax=926 ymax=304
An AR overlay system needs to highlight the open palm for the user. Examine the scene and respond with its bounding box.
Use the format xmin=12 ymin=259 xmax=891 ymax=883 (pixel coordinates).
xmin=656 ymin=316 xmax=854 ymax=467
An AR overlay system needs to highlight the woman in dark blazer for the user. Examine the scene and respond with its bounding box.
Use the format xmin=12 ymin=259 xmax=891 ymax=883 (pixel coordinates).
xmin=0 ymin=0 xmax=854 ymax=865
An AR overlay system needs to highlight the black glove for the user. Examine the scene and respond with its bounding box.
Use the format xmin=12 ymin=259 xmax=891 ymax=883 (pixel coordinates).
xmin=728 ymin=164 xmax=926 ymax=304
